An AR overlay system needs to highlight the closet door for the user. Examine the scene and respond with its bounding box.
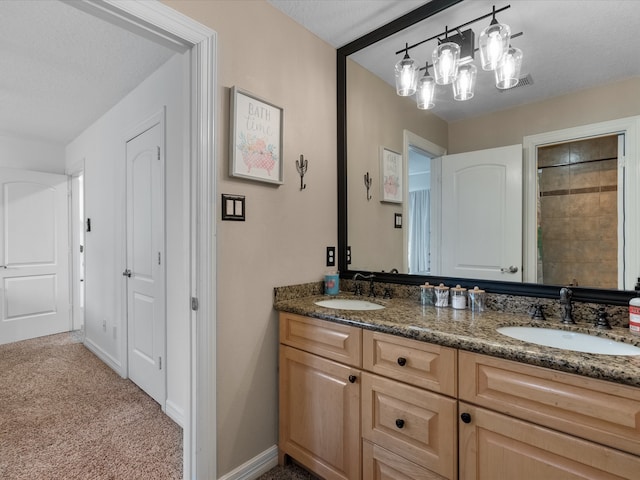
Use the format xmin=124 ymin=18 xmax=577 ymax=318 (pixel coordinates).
xmin=0 ymin=168 xmax=70 ymax=345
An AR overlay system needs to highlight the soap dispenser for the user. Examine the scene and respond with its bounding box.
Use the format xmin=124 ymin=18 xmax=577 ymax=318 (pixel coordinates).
xmin=630 ymin=278 xmax=640 ymax=335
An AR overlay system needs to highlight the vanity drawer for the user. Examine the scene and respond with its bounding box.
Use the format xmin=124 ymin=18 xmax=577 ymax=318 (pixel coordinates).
xmin=459 ymin=351 xmax=640 ymax=456
xmin=363 ymin=440 xmax=447 ymax=480
xmin=361 ymin=372 xmax=457 ymax=479
xmin=279 ymin=312 xmax=361 ymax=367
xmin=363 ymin=330 xmax=456 ymax=396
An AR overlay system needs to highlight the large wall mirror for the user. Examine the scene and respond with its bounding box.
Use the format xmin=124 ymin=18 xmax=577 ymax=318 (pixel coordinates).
xmin=337 ymin=0 xmax=640 ymax=304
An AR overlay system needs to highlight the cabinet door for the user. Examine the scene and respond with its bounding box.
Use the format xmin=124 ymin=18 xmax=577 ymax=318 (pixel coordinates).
xmin=459 ymin=351 xmax=640 ymax=456
xmin=279 ymin=345 xmax=360 ymax=480
xmin=459 ymin=402 xmax=640 ymax=480
xmin=362 ymin=373 xmax=457 ymax=479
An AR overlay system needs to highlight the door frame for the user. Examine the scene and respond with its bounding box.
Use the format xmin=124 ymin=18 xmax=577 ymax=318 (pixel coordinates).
xmin=402 ymin=130 xmax=446 ymax=275
xmin=69 ymin=164 xmax=85 ymax=333
xmin=523 ymin=116 xmax=640 ymax=288
xmin=70 ymin=1 xmax=218 ymax=478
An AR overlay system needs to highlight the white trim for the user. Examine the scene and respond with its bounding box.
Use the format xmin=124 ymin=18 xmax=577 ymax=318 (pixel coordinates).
xmin=218 ymin=446 xmax=279 ymax=480
xmin=84 ymin=337 xmax=125 ymax=376
xmin=523 ymin=116 xmax=640 ymax=288
xmin=79 ymin=2 xmax=217 ymax=479
xmin=165 ymin=399 xmax=185 ymax=428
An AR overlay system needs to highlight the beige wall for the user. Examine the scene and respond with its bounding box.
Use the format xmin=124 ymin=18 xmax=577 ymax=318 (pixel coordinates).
xmin=347 ymin=59 xmax=448 ymax=272
xmin=448 ymin=77 xmax=640 ymax=154
xmin=163 ymin=1 xmax=336 ymax=476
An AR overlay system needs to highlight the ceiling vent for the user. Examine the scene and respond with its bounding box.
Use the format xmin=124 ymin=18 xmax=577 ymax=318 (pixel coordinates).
xmin=497 ymin=73 xmax=533 ymax=92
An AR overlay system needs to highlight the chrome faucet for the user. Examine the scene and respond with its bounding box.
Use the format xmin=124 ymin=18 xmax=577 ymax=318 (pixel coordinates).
xmin=559 ymin=287 xmax=575 ymax=324
xmin=353 ymin=273 xmax=376 ymax=297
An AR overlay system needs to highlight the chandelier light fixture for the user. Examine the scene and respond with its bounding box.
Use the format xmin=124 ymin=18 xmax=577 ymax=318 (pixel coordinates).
xmin=395 ymin=43 xmax=419 ymax=96
xmin=394 ymin=4 xmax=523 ymax=110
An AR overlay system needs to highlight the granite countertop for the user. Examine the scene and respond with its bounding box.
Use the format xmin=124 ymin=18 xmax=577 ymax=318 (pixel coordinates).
xmin=274 ymin=293 xmax=640 ymax=389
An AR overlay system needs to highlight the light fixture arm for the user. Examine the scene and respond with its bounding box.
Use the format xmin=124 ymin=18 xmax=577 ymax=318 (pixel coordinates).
xmin=394 ymin=4 xmax=511 ymax=56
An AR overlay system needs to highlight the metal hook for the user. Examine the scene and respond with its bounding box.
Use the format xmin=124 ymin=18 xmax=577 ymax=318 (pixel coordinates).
xmin=295 ymin=154 xmax=308 ymax=190
xmin=364 ymin=172 xmax=372 ymax=201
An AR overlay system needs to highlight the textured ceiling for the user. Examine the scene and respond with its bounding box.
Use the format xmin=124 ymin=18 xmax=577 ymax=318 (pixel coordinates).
xmin=268 ymin=0 xmax=640 ymax=122
xmin=0 ymin=0 xmax=176 ymax=145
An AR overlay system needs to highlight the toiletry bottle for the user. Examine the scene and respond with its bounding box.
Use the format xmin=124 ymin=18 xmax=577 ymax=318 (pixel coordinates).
xmin=630 ymin=278 xmax=640 ymax=335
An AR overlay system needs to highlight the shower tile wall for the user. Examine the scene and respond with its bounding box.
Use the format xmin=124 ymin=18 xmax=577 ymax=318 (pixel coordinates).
xmin=538 ymin=135 xmax=618 ymax=288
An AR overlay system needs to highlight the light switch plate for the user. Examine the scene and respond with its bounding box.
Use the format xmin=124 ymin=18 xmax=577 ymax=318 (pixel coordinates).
xmin=221 ymin=194 xmax=245 ymax=221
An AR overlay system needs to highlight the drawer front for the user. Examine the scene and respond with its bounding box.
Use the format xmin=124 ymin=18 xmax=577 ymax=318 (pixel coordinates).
xmin=363 ymin=330 xmax=456 ymax=396
xmin=459 ymin=351 xmax=640 ymax=456
xmin=459 ymin=402 xmax=640 ymax=480
xmin=279 ymin=312 xmax=361 ymax=367
xmin=363 ymin=440 xmax=447 ymax=480
xmin=362 ymin=372 xmax=457 ymax=479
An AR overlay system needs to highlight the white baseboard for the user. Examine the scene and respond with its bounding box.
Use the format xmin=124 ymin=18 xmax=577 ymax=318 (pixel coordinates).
xmin=218 ymin=445 xmax=278 ymax=480
xmin=164 ymin=399 xmax=185 ymax=428
xmin=83 ymin=337 xmax=124 ymax=376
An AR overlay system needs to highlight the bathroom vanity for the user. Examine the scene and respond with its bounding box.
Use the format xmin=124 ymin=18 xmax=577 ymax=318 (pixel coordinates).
xmin=275 ymin=292 xmax=640 ymax=480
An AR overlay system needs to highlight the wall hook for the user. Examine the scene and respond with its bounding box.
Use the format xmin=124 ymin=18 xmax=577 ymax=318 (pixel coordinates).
xmin=295 ymin=154 xmax=308 ymax=190
xmin=364 ymin=172 xmax=372 ymax=201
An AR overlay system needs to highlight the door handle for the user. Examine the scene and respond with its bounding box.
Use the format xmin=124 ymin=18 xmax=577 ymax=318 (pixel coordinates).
xmin=122 ymin=269 xmax=132 ymax=278
xmin=500 ymin=266 xmax=518 ymax=274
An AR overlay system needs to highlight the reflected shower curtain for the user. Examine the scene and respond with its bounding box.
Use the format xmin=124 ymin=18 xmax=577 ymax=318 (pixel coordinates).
xmin=408 ymin=189 xmax=430 ymax=274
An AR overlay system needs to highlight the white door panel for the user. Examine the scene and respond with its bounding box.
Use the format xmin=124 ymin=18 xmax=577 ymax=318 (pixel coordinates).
xmin=439 ymin=145 xmax=523 ymax=281
xmin=126 ymin=116 xmax=165 ymax=406
xmin=0 ymin=168 xmax=70 ymax=344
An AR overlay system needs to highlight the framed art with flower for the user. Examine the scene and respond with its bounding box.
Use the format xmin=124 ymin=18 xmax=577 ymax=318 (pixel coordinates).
xmin=230 ymin=86 xmax=284 ymax=184
xmin=380 ymin=147 xmax=402 ymax=203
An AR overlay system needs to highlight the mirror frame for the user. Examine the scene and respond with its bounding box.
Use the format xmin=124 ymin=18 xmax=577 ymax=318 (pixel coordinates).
xmin=337 ymin=0 xmax=635 ymax=306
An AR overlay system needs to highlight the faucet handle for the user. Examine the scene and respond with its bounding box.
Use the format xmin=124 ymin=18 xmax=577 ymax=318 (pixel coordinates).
xmin=353 ymin=282 xmax=363 ymax=296
xmin=594 ymin=307 xmax=612 ymax=330
xmin=529 ymin=304 xmax=546 ymax=321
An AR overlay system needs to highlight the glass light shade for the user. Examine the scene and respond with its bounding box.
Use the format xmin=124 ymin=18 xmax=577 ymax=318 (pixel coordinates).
xmin=432 ymin=42 xmax=460 ymax=85
xmin=395 ymin=53 xmax=418 ymax=96
xmin=416 ymin=73 xmax=436 ymax=109
xmin=479 ymin=22 xmax=510 ymax=71
xmin=453 ymin=63 xmax=477 ymax=101
xmin=495 ymin=46 xmax=523 ymax=89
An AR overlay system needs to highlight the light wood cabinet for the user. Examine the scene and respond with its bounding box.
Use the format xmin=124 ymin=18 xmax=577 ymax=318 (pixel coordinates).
xmin=361 ymin=372 xmax=457 ymax=478
xmin=279 ymin=345 xmax=361 ymax=480
xmin=279 ymin=313 xmax=640 ymax=480
xmin=458 ymin=402 xmax=640 ymax=480
xmin=363 ymin=440 xmax=447 ymax=480
xmin=458 ymin=351 xmax=640 ymax=479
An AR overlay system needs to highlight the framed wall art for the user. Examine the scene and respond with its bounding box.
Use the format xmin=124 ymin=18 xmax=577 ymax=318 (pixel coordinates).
xmin=230 ymin=86 xmax=284 ymax=184
xmin=380 ymin=147 xmax=402 ymax=203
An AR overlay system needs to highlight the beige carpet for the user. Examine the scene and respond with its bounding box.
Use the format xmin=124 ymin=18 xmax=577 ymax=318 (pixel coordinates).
xmin=0 ymin=333 xmax=182 ymax=479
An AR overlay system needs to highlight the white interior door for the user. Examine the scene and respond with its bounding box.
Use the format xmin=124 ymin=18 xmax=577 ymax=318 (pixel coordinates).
xmin=0 ymin=168 xmax=70 ymax=345
xmin=439 ymin=144 xmax=523 ymax=281
xmin=125 ymin=115 xmax=166 ymax=406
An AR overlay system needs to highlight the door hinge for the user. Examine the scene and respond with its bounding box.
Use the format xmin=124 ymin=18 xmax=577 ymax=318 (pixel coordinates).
xmin=191 ymin=297 xmax=199 ymax=311
xmin=158 ymin=252 xmax=161 ymax=265
xmin=157 ymin=146 xmax=161 ymax=161
xmin=158 ymin=357 xmax=162 ymax=370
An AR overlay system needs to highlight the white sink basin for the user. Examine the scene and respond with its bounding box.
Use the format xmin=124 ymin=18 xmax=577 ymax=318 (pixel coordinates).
xmin=497 ymin=326 xmax=640 ymax=356
xmin=314 ymin=298 xmax=385 ymax=311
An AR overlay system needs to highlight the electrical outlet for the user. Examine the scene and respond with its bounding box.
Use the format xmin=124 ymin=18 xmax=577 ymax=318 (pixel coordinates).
xmin=326 ymin=246 xmax=335 ymax=266
xmin=347 ymin=246 xmax=352 ymax=265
